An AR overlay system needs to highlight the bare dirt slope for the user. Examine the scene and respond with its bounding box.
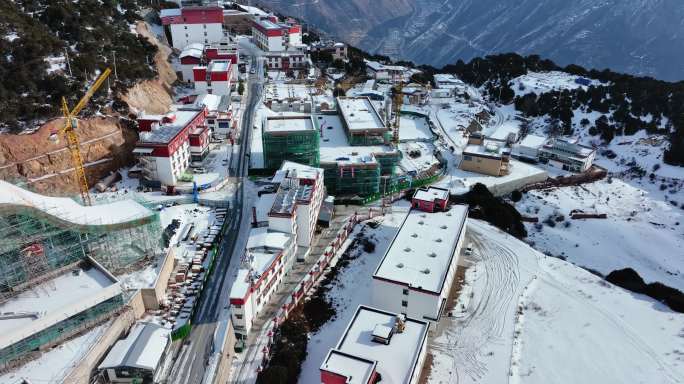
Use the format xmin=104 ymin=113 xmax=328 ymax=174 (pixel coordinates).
xmin=121 ymin=21 xmax=177 ymax=114
xmin=0 ymin=21 xmax=176 ymax=196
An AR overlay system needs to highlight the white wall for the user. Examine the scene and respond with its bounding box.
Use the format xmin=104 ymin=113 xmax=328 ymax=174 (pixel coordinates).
xmin=267 ymin=35 xmax=284 ymax=51
xmin=180 ymin=64 xmax=195 ymax=83
xmin=195 ymin=79 xmax=232 ymax=96
xmin=170 ymin=23 xmax=223 ymax=50
xmin=268 ymin=215 xmax=297 ymax=238
xmin=372 ymin=220 xmax=467 ymax=321
xmin=144 ymin=143 xmax=189 ymax=186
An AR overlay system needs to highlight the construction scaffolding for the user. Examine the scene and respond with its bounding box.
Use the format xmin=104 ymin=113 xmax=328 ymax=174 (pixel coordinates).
xmin=0 ymin=202 xmax=161 ymax=304
xmin=0 ymin=295 xmax=124 ymax=369
xmin=263 ymin=128 xmax=320 ymax=170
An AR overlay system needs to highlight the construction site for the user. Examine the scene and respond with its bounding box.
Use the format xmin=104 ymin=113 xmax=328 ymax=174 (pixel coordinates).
xmin=0 ymin=180 xmax=161 ymax=371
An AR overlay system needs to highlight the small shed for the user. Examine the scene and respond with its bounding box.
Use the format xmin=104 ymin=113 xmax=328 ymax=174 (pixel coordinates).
xmin=412 ymin=187 xmax=450 ymax=213
xmin=98 ymin=322 xmax=171 ymax=383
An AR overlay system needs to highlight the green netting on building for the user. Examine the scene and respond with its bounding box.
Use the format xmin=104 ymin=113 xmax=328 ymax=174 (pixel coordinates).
xmin=0 ymin=295 xmax=123 ymax=366
xmin=321 ymin=163 xmax=381 ymax=197
xmin=347 ymin=131 xmax=392 ymax=146
xmin=0 ymin=204 xmax=161 ymax=299
xmin=263 ymin=129 xmax=320 ymax=170
xmin=375 ymin=151 xmax=402 ymax=175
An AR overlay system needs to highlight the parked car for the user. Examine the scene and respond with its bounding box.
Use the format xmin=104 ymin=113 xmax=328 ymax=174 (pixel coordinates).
xmin=194 ymin=167 xmax=207 ymax=174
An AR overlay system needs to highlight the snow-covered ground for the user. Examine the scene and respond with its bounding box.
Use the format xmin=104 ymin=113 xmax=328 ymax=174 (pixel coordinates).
xmin=428 ymin=219 xmax=684 ymax=384
xmin=516 ymin=178 xmax=684 ymax=291
xmin=399 ymin=114 xmax=433 ymax=141
xmin=509 ymin=71 xmax=601 ymax=97
xmin=298 ymin=204 xmax=411 ymax=384
xmin=0 ymin=323 xmax=109 ymax=384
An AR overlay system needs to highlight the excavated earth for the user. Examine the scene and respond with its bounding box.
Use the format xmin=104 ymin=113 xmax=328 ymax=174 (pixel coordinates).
xmin=0 ymin=21 xmax=177 ymax=196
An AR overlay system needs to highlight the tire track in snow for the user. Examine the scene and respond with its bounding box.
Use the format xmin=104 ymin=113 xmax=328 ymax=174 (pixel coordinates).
xmin=429 ymin=220 xmax=538 ymax=383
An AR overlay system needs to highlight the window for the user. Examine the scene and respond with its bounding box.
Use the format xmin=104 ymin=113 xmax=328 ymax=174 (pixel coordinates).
xmin=203 ymin=24 xmax=207 ymax=29
xmin=401 ymin=300 xmax=408 ymax=307
xmin=235 ymin=314 xmax=243 ymax=320
xmin=402 ymin=288 xmax=409 ymax=295
xmin=204 ymin=32 xmax=207 ymax=37
xmin=463 ymin=155 xmax=472 ymax=161
xmin=233 ymin=304 xmax=242 ymax=309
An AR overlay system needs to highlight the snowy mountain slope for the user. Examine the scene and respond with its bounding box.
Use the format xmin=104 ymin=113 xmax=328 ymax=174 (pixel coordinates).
xmin=430 ymin=219 xmax=684 ymax=384
xmin=516 ymin=179 xmax=684 ymax=291
xmin=260 ymin=0 xmax=684 ymax=81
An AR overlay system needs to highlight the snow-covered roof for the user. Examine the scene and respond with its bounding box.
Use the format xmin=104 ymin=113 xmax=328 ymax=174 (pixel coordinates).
xmin=0 ymin=180 xmax=155 ymax=227
xmin=230 ymin=228 xmax=294 ymax=300
xmin=194 ymin=93 xmax=222 ymax=111
xmin=138 ymin=108 xmax=203 ymax=145
xmin=433 ymin=74 xmax=464 ymax=89
xmin=374 ymin=206 xmax=468 ymax=293
xmin=518 ymin=134 xmax=546 ymax=149
xmin=277 ymin=161 xmax=323 ymax=181
xmin=337 ymin=97 xmax=387 ymax=133
xmin=209 ymin=60 xmax=231 ymax=73
xmin=321 ymin=305 xmax=429 ymax=384
xmin=413 ymin=187 xmax=449 ymax=203
xmin=159 ymin=8 xmax=181 ymax=18
xmin=180 ymin=43 xmax=204 ymax=59
xmin=364 ymin=59 xmax=406 ymax=73
xmin=464 ymin=139 xmax=510 ymax=159
xmin=98 ymin=322 xmax=171 ymax=371
xmin=542 ymin=137 xmax=595 ymax=158
xmin=247 ymin=227 xmax=292 ymax=250
xmin=264 ymin=115 xmax=314 ymax=133
xmin=317 ymin=114 xmax=396 ymax=165
xmin=0 ymin=259 xmax=121 ymax=350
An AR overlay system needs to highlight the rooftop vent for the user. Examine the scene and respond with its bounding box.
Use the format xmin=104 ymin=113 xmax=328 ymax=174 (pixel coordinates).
xmin=418 ymin=220 xmax=424 ymax=225
xmin=440 ymin=225 xmax=448 ymax=229
xmin=404 ymin=247 xmax=412 ymax=252
xmin=396 ymin=263 xmax=404 ymax=268
xmin=411 ymin=233 xmax=418 ymax=238
xmin=435 ymin=238 xmax=442 ymax=243
xmin=421 ymin=268 xmax=431 ymax=274
xmin=428 ymin=252 xmax=437 ymax=258
xmin=372 ymin=324 xmax=393 ymax=345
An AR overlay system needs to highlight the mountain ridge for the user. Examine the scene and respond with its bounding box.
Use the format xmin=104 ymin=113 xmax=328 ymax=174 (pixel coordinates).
xmin=261 ymin=0 xmax=684 ymax=81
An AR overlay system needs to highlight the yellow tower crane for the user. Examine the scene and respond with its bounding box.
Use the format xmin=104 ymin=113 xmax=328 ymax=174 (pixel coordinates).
xmin=58 ymin=68 xmax=112 ymax=206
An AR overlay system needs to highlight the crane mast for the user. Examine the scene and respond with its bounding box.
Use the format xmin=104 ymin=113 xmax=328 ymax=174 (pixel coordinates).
xmin=59 ymin=68 xmax=112 ymax=206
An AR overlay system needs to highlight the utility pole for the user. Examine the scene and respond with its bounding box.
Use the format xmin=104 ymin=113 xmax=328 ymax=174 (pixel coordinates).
xmin=112 ymin=51 xmax=118 ymax=80
xmin=64 ymin=47 xmax=73 ymax=77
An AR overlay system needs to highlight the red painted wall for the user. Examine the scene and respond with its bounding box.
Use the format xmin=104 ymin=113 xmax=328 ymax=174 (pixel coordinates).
xmin=320 ymin=370 xmax=349 ymax=384
xmin=162 ymin=7 xmax=223 ymax=25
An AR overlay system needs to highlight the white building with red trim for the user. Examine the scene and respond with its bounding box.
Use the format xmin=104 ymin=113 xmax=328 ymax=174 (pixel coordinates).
xmin=179 ymin=39 xmax=239 ymax=82
xmin=371 ymin=206 xmax=468 ymax=322
xmin=251 ymin=15 xmax=302 ymax=52
xmin=193 ymin=93 xmax=233 ymax=140
xmin=134 ymin=107 xmax=207 ymax=187
xmin=319 ymin=305 xmax=429 ymax=384
xmin=268 ymin=161 xmax=325 ymax=249
xmin=263 ymin=50 xmax=308 ymax=71
xmin=229 ymin=228 xmax=296 ymax=338
xmin=160 ymin=6 xmax=224 ymax=50
xmin=192 ymin=60 xmax=234 ymax=96
xmin=229 ymin=162 xmax=325 ymax=338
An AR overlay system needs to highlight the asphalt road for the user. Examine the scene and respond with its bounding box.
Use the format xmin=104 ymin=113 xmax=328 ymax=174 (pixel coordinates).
xmin=170 ymin=57 xmax=263 ymax=384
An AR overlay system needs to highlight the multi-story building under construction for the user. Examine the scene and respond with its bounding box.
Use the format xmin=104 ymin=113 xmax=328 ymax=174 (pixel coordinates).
xmin=0 ymin=180 xmax=161 ymax=370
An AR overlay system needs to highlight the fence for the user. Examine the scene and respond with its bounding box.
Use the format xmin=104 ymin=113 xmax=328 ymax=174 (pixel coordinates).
xmin=252 ymin=208 xmax=384 ymax=369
